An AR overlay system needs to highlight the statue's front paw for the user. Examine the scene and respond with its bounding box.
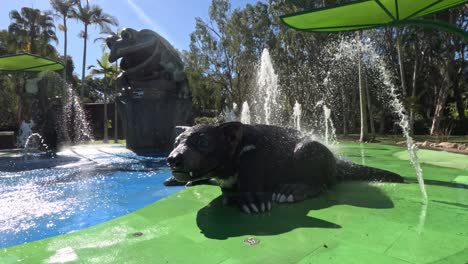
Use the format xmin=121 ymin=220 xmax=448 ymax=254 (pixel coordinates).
xmin=237 ymin=192 xmax=272 ymax=214
xmin=163 ymin=176 xmax=186 ymax=186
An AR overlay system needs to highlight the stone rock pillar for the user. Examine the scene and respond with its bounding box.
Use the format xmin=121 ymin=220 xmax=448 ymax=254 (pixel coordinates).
xmin=120 ymin=79 xmax=192 ymax=151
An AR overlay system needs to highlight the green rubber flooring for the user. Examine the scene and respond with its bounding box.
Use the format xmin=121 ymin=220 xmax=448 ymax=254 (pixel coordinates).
xmin=1 ymin=143 xmax=468 ymax=264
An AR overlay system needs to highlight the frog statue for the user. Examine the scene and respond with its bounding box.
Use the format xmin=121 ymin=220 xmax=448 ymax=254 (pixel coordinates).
xmin=106 ymin=28 xmax=190 ymax=99
xmin=106 ymin=28 xmax=192 ymax=150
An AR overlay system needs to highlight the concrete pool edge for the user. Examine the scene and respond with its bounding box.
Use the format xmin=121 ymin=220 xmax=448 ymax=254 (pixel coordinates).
xmin=1 ymin=143 xmax=467 ymax=264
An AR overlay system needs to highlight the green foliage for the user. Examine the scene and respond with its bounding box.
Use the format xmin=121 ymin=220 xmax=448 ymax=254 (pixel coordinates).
xmin=188 ymin=1 xmax=273 ymax=113
xmin=37 ymin=70 xmax=66 ymax=99
xmin=87 ymin=52 xmax=120 ymax=98
xmin=50 ymin=0 xmax=76 ymax=21
xmin=194 ymin=116 xmax=220 ymax=125
xmin=8 ymin=7 xmax=58 ymax=57
xmin=71 ymin=1 xmax=118 ymax=31
xmin=50 ymin=0 xmax=79 ymax=81
xmin=0 ymin=76 xmax=18 ymax=128
xmin=59 ymin=55 xmax=75 ymax=81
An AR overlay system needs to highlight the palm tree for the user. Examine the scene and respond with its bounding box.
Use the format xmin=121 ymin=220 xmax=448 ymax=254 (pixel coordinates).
xmin=94 ymin=28 xmax=122 ymax=142
xmin=50 ymin=0 xmax=77 ymax=81
xmin=72 ymin=0 xmax=118 ymax=100
xmin=88 ymin=53 xmax=119 ymax=143
xmin=8 ymin=7 xmax=58 ymax=56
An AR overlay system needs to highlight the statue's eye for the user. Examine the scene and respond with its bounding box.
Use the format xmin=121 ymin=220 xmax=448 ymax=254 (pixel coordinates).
xmin=197 ymin=135 xmax=209 ymax=148
xmin=121 ymin=31 xmax=131 ymax=40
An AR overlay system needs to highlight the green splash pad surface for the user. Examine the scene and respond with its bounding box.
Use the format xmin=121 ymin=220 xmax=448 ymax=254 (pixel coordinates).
xmin=1 ymin=143 xmax=467 ymax=264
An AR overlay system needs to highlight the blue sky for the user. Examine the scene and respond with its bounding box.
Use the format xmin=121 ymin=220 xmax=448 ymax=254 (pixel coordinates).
xmin=0 ymin=0 xmax=262 ymax=76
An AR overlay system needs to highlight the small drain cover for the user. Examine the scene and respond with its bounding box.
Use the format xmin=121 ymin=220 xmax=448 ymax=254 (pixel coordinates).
xmin=243 ymin=237 xmax=260 ymax=245
xmin=132 ymin=232 xmax=143 ymax=237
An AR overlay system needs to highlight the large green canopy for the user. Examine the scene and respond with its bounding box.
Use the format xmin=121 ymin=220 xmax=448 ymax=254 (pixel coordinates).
xmin=0 ymin=53 xmax=64 ymax=72
xmin=280 ymin=0 xmax=468 ymax=38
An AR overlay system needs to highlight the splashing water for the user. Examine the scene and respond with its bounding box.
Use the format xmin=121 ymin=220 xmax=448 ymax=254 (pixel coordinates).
xmin=23 ymin=133 xmax=49 ymax=160
xmin=17 ymin=120 xmax=35 ymax=148
xmin=223 ymin=103 xmax=238 ymax=122
xmin=355 ymin=39 xmax=427 ymax=202
xmin=241 ymin=101 xmax=251 ymax=124
xmin=61 ymin=86 xmax=93 ymax=145
xmin=251 ymin=49 xmax=342 ymax=155
xmin=314 ymin=100 xmax=339 ymax=147
xmin=378 ymin=61 xmax=427 ymax=202
xmin=293 ymin=101 xmax=302 ymax=132
xmin=323 ymin=105 xmax=339 ymax=151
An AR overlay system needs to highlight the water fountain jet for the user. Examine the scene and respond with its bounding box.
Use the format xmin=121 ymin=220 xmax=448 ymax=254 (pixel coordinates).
xmin=61 ymin=85 xmax=93 ymax=145
xmin=292 ymin=101 xmax=302 ymax=132
xmin=353 ymin=39 xmax=427 ymax=202
xmin=240 ymin=102 xmax=251 ymax=124
xmin=256 ymin=49 xmax=281 ymax=125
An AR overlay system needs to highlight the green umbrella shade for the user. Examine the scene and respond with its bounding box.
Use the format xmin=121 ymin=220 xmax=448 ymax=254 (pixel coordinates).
xmin=0 ymin=53 xmax=64 ymax=72
xmin=280 ymin=0 xmax=468 ymax=32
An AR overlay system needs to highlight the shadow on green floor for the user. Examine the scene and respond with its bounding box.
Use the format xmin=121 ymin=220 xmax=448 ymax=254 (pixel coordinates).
xmin=196 ymin=183 xmax=393 ymax=240
xmin=404 ymin=178 xmax=468 ymax=190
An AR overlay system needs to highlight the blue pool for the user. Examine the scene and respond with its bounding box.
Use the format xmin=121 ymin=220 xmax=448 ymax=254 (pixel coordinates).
xmin=0 ymin=145 xmax=183 ymax=248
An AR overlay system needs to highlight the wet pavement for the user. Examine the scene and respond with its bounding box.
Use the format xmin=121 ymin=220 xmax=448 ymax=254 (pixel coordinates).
xmin=0 ymin=143 xmax=467 ymax=264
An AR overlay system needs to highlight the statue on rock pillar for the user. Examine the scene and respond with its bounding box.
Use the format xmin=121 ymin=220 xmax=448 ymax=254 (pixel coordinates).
xmin=106 ymin=28 xmax=192 ymax=150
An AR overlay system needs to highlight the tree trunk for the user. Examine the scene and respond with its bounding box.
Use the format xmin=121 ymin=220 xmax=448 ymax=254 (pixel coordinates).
xmin=29 ymin=25 xmax=36 ymax=54
xmin=80 ymin=24 xmax=88 ymax=100
xmin=379 ymin=109 xmax=386 ymax=134
xmin=396 ymin=29 xmax=408 ymax=99
xmin=63 ymin=17 xmax=68 ymax=81
xmin=430 ymin=13 xmax=455 ymax=136
xmin=358 ymin=43 xmax=369 ymax=142
xmin=452 ymin=44 xmax=466 ymax=131
xmin=453 ymin=77 xmax=466 ymax=129
xmin=341 ymin=86 xmax=347 ymax=135
xmin=114 ymin=100 xmax=118 ymax=143
xmin=365 ymin=74 xmax=375 ymax=140
xmin=114 ymin=61 xmax=119 ymax=143
xmin=103 ymin=70 xmax=108 ymax=143
xmin=430 ymin=62 xmax=452 ymax=136
xmin=103 ymin=93 xmax=108 ymax=143
xmin=409 ymin=51 xmax=419 ymax=135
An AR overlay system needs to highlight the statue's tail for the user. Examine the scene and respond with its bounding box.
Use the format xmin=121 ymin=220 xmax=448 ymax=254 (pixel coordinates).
xmin=336 ymin=159 xmax=403 ymax=183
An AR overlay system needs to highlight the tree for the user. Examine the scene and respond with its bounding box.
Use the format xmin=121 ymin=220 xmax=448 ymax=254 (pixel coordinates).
xmin=50 ymin=0 xmax=77 ymax=81
xmin=187 ymin=0 xmax=272 ymax=111
xmin=184 ymin=0 xmax=467 ymax=137
xmin=429 ymin=9 xmax=466 ymax=136
xmin=0 ymin=76 xmax=18 ymax=129
xmin=8 ymin=7 xmax=58 ymax=57
xmin=94 ymin=28 xmax=122 ymax=142
xmin=0 ymin=30 xmax=16 ymax=55
xmin=88 ymin=53 xmax=119 ymax=143
xmin=72 ymin=0 xmax=117 ymax=100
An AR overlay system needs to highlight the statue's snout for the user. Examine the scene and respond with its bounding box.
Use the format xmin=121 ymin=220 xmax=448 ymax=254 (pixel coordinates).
xmin=106 ymin=35 xmax=120 ymax=63
xmin=106 ymin=35 xmax=119 ymax=49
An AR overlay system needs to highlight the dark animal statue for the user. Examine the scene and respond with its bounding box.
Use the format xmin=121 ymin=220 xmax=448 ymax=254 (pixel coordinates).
xmin=106 ymin=27 xmax=189 ymax=98
xmin=166 ymin=122 xmax=403 ymax=213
